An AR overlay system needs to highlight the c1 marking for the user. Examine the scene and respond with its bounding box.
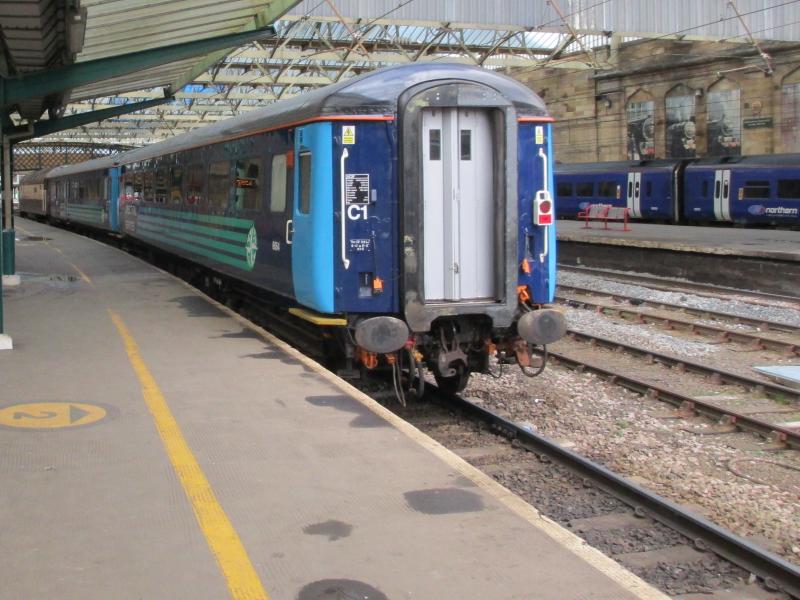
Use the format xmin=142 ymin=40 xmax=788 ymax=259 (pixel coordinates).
xmin=0 ymin=402 xmax=106 ymax=429
xmin=347 ymin=204 xmax=368 ymax=221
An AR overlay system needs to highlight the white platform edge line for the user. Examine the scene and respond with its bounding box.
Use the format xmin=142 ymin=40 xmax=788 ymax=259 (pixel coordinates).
xmin=182 ymin=284 xmax=669 ymax=600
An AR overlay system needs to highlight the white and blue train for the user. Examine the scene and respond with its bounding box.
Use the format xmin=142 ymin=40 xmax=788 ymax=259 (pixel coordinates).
xmin=19 ymin=63 xmax=566 ymax=391
xmin=555 ymin=154 xmax=800 ymax=226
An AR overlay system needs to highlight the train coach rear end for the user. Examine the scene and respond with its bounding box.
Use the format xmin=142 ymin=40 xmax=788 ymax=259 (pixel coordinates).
xmin=33 ymin=63 xmax=566 ymax=395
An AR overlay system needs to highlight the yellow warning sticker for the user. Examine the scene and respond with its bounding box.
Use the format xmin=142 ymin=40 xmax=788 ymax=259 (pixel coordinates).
xmin=342 ymin=125 xmax=356 ymax=145
xmin=0 ymin=402 xmax=106 ymax=429
xmin=535 ymin=125 xmax=544 ymax=145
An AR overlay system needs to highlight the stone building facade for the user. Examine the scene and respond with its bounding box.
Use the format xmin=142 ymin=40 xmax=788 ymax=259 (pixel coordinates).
xmin=515 ymin=39 xmax=800 ymax=163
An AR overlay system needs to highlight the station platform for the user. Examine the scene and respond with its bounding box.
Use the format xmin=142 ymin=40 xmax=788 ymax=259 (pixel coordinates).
xmin=556 ymin=220 xmax=800 ymax=296
xmin=557 ymin=219 xmax=800 ymax=262
xmin=0 ymin=219 xmax=665 ymax=600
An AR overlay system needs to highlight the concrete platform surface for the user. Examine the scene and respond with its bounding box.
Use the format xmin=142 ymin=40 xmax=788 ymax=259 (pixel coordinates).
xmin=557 ymin=219 xmax=800 ymax=262
xmin=0 ymin=219 xmax=666 ymax=600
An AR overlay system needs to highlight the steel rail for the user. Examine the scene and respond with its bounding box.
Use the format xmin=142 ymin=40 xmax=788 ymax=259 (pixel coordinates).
xmin=559 ymin=265 xmax=800 ymax=306
xmin=543 ymin=350 xmax=800 ymax=450
xmin=563 ymin=329 xmax=800 ymax=403
xmin=558 ymin=284 xmax=800 ymax=334
xmin=559 ymin=295 xmax=800 ymax=357
xmin=436 ymin=391 xmax=800 ymax=599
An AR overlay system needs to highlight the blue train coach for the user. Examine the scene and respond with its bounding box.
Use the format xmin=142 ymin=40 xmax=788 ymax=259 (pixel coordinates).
xmin=555 ymin=160 xmax=682 ymax=222
xmin=24 ymin=63 xmax=566 ymax=392
xmin=683 ymin=154 xmax=800 ymax=225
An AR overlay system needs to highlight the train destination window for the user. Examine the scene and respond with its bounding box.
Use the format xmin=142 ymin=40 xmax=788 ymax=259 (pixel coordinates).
xmin=429 ymin=129 xmax=441 ymax=161
xmin=741 ymin=180 xmax=770 ymax=199
xmin=234 ymin=158 xmax=262 ymax=211
xmin=557 ymin=182 xmax=573 ymax=197
xmin=270 ymin=154 xmax=287 ymax=212
xmin=299 ymin=152 xmax=312 ymax=214
xmin=576 ymin=182 xmax=594 ymax=197
xmin=187 ymin=164 xmax=204 ymax=205
xmin=460 ymin=130 xmax=472 ymax=160
xmin=155 ymin=167 xmax=169 ymax=203
xmin=598 ymin=181 xmax=616 ymax=197
xmin=208 ymin=161 xmax=230 ymax=208
xmin=171 ymin=167 xmax=183 ymax=204
xmin=778 ymin=179 xmax=800 ymax=199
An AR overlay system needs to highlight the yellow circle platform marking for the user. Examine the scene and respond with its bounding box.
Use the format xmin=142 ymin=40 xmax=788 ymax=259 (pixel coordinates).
xmin=0 ymin=402 xmax=106 ymax=429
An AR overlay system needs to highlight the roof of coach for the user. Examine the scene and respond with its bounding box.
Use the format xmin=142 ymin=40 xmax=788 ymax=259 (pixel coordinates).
xmin=19 ymin=166 xmax=57 ymax=184
xmin=687 ymin=153 xmax=800 ymax=168
xmin=556 ymin=159 xmax=682 ymax=174
xmin=49 ymin=63 xmax=548 ymax=179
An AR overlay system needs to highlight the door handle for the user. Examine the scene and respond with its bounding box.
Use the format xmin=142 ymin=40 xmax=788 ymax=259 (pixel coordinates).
xmin=285 ymin=219 xmax=294 ymax=245
xmin=340 ymin=147 xmax=350 ymax=270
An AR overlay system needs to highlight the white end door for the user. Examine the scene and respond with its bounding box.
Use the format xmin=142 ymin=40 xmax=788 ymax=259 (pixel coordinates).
xmin=422 ymin=108 xmax=495 ymax=302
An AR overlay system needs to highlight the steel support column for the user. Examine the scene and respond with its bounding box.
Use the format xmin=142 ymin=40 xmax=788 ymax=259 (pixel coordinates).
xmin=0 ymin=76 xmax=6 ymax=341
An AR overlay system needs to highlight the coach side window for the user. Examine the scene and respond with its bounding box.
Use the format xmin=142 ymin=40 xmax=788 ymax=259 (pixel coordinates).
xmin=576 ymin=182 xmax=593 ymax=197
xmin=133 ymin=171 xmax=143 ymax=200
xmin=299 ymin=152 xmax=312 ymax=214
xmin=234 ymin=158 xmax=262 ymax=211
xmin=187 ymin=164 xmax=204 ymax=205
xmin=171 ymin=167 xmax=183 ymax=204
xmin=557 ymin=182 xmax=573 ymax=197
xmin=598 ymin=181 xmax=615 ymax=197
xmin=155 ymin=167 xmax=169 ymax=203
xmin=208 ymin=161 xmax=230 ymax=208
xmin=270 ymin=154 xmax=287 ymax=212
xmin=777 ymin=179 xmax=800 ymax=199
xmin=740 ymin=180 xmax=770 ymax=200
xmin=143 ymin=170 xmax=154 ymax=202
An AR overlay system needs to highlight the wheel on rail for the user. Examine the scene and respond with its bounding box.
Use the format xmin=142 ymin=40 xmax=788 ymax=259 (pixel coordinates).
xmin=434 ymin=362 xmax=470 ymax=394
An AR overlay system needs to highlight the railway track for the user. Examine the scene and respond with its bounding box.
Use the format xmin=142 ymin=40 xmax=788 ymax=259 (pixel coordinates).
xmin=557 ymin=294 xmax=800 ymax=356
xmin=559 ymin=265 xmax=800 ymax=306
xmin=543 ymin=341 xmax=800 ymax=449
xmin=561 ymin=329 xmax=800 ymax=403
xmin=398 ymin=387 xmax=800 ymax=599
xmin=557 ymin=283 xmax=800 ymax=334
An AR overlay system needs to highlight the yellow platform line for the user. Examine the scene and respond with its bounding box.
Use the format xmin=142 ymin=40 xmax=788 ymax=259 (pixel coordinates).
xmin=108 ymin=310 xmax=269 ymax=600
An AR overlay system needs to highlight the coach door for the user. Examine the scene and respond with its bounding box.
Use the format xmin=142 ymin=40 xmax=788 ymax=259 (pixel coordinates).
xmin=713 ymin=169 xmax=731 ymax=221
xmin=291 ymin=122 xmax=335 ymax=313
xmin=422 ymin=107 xmax=495 ymax=302
xmin=626 ymin=172 xmax=642 ymax=217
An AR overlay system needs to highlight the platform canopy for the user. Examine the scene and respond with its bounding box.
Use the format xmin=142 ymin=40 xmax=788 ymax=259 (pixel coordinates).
xmin=3 ymin=0 xmax=800 ymax=146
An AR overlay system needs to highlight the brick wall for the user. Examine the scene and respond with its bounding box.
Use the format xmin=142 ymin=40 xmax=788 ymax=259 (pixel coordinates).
xmin=515 ymin=39 xmax=800 ymax=163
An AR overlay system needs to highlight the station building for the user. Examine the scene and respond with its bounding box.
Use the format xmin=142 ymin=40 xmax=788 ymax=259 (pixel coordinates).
xmin=518 ymin=40 xmax=800 ymax=162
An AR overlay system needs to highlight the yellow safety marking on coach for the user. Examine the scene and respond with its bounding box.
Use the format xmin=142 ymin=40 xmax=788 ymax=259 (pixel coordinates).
xmin=108 ymin=310 xmax=269 ymax=600
xmin=0 ymin=402 xmax=106 ymax=429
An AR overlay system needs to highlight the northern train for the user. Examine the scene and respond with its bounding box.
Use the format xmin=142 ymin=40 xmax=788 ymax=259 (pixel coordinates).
xmin=19 ymin=63 xmax=566 ymax=393
xmin=555 ymin=154 xmax=800 ymax=226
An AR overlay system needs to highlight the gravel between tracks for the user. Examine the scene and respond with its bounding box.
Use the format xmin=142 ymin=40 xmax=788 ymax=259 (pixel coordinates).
xmin=464 ymin=363 xmax=800 ymax=566
xmin=559 ymin=271 xmax=800 ymax=327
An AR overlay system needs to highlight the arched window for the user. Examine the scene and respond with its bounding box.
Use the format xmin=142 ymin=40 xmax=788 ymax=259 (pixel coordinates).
xmin=665 ymin=84 xmax=697 ymax=158
xmin=781 ymin=69 xmax=800 ymax=152
xmin=707 ymin=78 xmax=741 ymax=156
xmin=626 ymin=90 xmax=655 ymax=160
